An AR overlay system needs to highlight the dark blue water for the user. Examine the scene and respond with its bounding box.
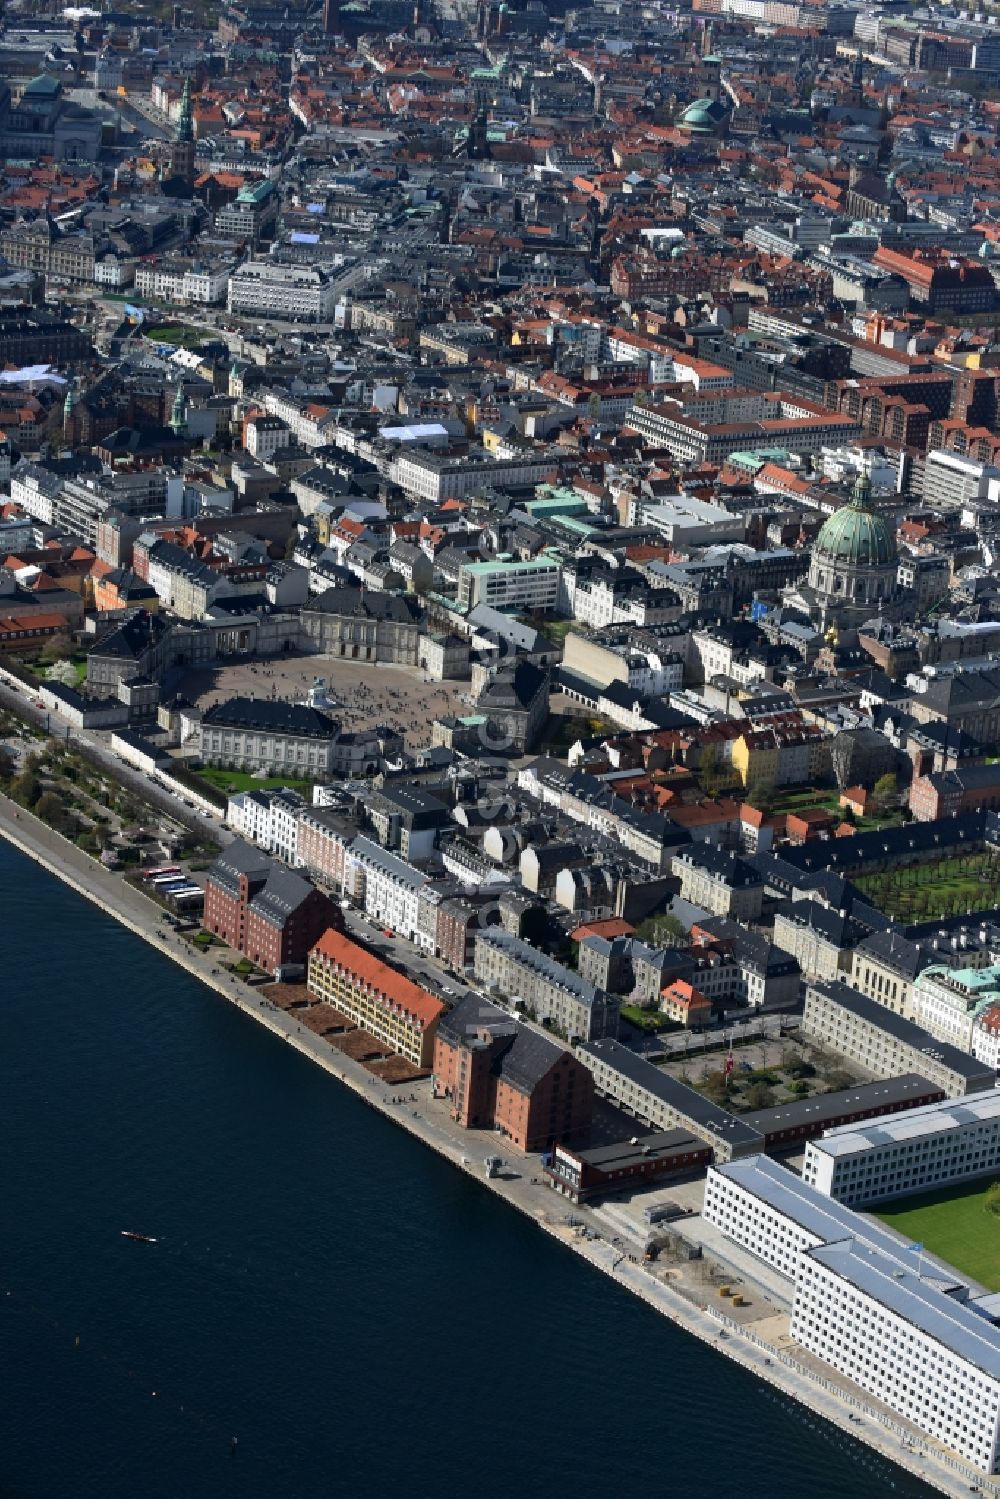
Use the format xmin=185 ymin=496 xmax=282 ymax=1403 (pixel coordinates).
xmin=1 ymin=842 xmax=937 ymax=1499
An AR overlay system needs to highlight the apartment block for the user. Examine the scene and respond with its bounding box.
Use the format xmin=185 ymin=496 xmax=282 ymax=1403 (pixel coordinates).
xmin=473 ymin=927 xmax=619 ymax=1042
xmin=577 ymin=1038 xmax=761 ymax=1162
xmin=671 ymin=845 xmax=764 ymax=922
xmin=307 ymin=927 xmax=444 ymax=1067
xmin=802 ymin=981 xmax=996 ymax=1097
xmin=348 ymin=835 xmax=431 ymax=948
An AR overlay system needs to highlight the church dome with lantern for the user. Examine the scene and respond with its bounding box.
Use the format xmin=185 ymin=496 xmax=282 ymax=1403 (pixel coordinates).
xmin=806 ymin=471 xmax=899 ymax=623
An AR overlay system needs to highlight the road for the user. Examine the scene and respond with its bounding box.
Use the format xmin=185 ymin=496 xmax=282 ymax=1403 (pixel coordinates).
xmin=339 ymin=906 xmax=464 ymax=1000
xmin=0 ymin=675 xmax=228 ymax=849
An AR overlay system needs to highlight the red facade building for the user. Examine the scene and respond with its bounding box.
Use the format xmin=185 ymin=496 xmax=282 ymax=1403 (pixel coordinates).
xmin=432 ymin=994 xmax=594 ymax=1152
xmin=203 ymin=839 xmax=340 ymax=972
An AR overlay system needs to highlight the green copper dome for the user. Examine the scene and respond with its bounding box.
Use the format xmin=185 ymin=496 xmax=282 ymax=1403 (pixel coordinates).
xmin=678 ymin=96 xmax=730 ymax=134
xmin=813 ymin=473 xmax=897 ymax=569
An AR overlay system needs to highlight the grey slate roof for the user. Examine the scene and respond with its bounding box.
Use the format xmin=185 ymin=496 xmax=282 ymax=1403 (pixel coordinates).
xmin=202 ymin=697 xmax=337 ymax=739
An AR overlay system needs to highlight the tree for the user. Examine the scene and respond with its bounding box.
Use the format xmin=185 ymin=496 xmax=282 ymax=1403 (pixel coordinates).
xmin=0 ymin=745 xmax=15 ymax=788
xmin=39 ymin=632 xmax=76 ymax=664
xmin=10 ymin=758 xmax=42 ymax=807
xmin=700 ymin=1067 xmax=731 ymax=1103
xmin=744 ymin=1080 xmax=775 ymax=1110
xmin=35 ymin=791 xmax=67 ymax=829
xmin=873 ymin=772 xmax=898 ymax=813
xmin=744 ymin=780 xmax=776 ymax=815
xmin=656 ymin=913 xmax=688 ymax=947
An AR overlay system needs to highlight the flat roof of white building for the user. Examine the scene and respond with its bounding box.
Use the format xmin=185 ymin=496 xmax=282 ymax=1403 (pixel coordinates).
xmin=710 ymin=1156 xmax=931 ymax=1266
xmin=808 ymin=1090 xmax=1000 ymax=1161
xmin=808 ymin=1239 xmax=1000 ymax=1382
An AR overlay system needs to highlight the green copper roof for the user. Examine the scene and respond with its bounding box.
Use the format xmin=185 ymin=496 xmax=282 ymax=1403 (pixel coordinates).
xmin=679 ymin=96 xmax=729 ymax=132
xmin=23 ymin=74 xmax=60 ymax=98
xmin=813 ymin=473 xmax=897 ymax=570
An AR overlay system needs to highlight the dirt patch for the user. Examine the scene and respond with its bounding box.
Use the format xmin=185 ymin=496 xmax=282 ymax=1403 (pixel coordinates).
xmin=260 ymin=981 xmax=312 ymax=1010
xmin=329 ymin=1029 xmax=392 ymax=1063
xmin=365 ymin=1056 xmax=429 ymax=1084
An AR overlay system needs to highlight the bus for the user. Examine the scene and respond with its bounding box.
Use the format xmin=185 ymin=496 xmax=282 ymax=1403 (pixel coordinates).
xmin=143 ymin=865 xmax=181 ymax=881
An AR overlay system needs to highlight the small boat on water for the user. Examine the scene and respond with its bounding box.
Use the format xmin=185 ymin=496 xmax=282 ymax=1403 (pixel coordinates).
xmin=120 ymin=1230 xmax=157 ymax=1244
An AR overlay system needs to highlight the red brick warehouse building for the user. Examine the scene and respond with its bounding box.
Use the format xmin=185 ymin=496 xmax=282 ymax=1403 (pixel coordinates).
xmin=432 ymin=994 xmax=594 ymax=1152
xmin=203 ymin=840 xmax=340 ymax=972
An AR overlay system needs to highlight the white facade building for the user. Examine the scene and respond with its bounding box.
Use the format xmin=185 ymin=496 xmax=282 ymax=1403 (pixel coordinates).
xmin=792 ymin=1242 xmax=1000 ymax=1476
xmin=914 ymin=964 xmax=1000 ymax=1054
xmin=802 ymin=1091 xmax=1000 ymax=1206
xmin=706 ymin=1156 xmax=1000 ymax=1475
xmin=261 ymin=391 xmax=335 ymax=448
xmin=225 ymin=788 xmax=306 ymax=864
xmin=349 ymin=835 xmax=430 ymax=948
xmin=457 ymin=557 xmax=562 ymax=613
xmin=227 ymin=261 xmax=335 ymax=321
xmin=391 ymin=450 xmax=553 ymax=503
xmin=134 ymin=260 xmax=232 ymax=306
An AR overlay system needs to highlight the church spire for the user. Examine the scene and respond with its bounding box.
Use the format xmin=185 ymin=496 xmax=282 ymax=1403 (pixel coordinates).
xmin=851 ymin=469 xmax=873 ymax=509
xmin=170 ymin=378 xmax=188 ymax=435
xmin=177 ymin=77 xmax=193 ymax=144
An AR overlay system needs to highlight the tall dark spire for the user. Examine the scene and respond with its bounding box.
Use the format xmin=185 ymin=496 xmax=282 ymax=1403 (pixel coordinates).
xmin=177 ymin=77 xmax=193 ymax=142
xmin=170 ymin=77 xmax=196 ymax=187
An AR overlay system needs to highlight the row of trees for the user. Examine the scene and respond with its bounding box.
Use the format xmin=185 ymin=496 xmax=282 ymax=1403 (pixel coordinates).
xmin=0 ymin=750 xmax=73 ymax=830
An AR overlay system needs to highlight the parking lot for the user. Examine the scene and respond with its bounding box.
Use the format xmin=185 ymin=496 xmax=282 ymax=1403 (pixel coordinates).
xmin=177 ymin=651 xmax=474 ymax=751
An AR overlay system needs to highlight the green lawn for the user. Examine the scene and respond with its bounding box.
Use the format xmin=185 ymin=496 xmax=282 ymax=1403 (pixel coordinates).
xmin=145 ymin=324 xmax=206 ymax=349
xmin=620 ymin=1004 xmax=676 ymax=1034
xmin=766 ymin=785 xmax=903 ymax=831
xmin=195 ymin=768 xmax=314 ymax=796
xmin=875 ymin=1179 xmax=1000 ymax=1290
xmin=770 ymin=787 xmax=841 ymax=813
xmin=856 ymin=852 xmax=1000 ymax=922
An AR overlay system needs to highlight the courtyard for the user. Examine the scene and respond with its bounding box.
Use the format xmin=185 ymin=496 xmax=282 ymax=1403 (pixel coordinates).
xmin=854 ymin=851 xmax=1000 ymax=922
xmin=175 ymin=651 xmax=474 ymax=753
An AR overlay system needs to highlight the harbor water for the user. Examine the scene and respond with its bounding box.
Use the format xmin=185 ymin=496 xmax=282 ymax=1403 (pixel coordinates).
xmin=0 ymin=842 xmax=937 ymax=1499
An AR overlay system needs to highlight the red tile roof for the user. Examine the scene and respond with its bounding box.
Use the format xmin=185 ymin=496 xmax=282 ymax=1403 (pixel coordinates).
xmin=309 ymin=928 xmax=444 ymax=1028
xmin=570 ymin=917 xmax=635 ymax=942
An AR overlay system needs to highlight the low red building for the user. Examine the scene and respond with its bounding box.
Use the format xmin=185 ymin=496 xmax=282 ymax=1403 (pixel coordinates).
xmin=909 ymin=765 xmax=1000 ymax=821
xmin=784 ymin=808 xmax=837 ymax=844
xmin=544 ymin=1131 xmax=712 ymax=1204
xmin=203 ymin=839 xmax=339 ymax=973
xmin=432 ymin=994 xmax=593 ymax=1153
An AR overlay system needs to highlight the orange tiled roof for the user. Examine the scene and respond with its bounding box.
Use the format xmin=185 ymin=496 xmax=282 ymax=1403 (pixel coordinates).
xmin=570 ymin=917 xmax=635 ymax=942
xmin=310 ymin=928 xmax=444 ymax=1027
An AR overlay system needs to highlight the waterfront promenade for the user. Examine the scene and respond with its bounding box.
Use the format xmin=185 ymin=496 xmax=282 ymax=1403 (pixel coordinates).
xmin=0 ymin=790 xmax=992 ymax=1499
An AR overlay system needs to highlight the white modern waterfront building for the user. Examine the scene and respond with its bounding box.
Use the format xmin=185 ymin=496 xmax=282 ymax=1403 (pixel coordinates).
xmin=792 ymin=1239 xmax=1000 ymax=1475
xmin=802 ymin=1090 xmax=1000 ymax=1206
xmin=704 ymin=1155 xmax=1000 ymax=1474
